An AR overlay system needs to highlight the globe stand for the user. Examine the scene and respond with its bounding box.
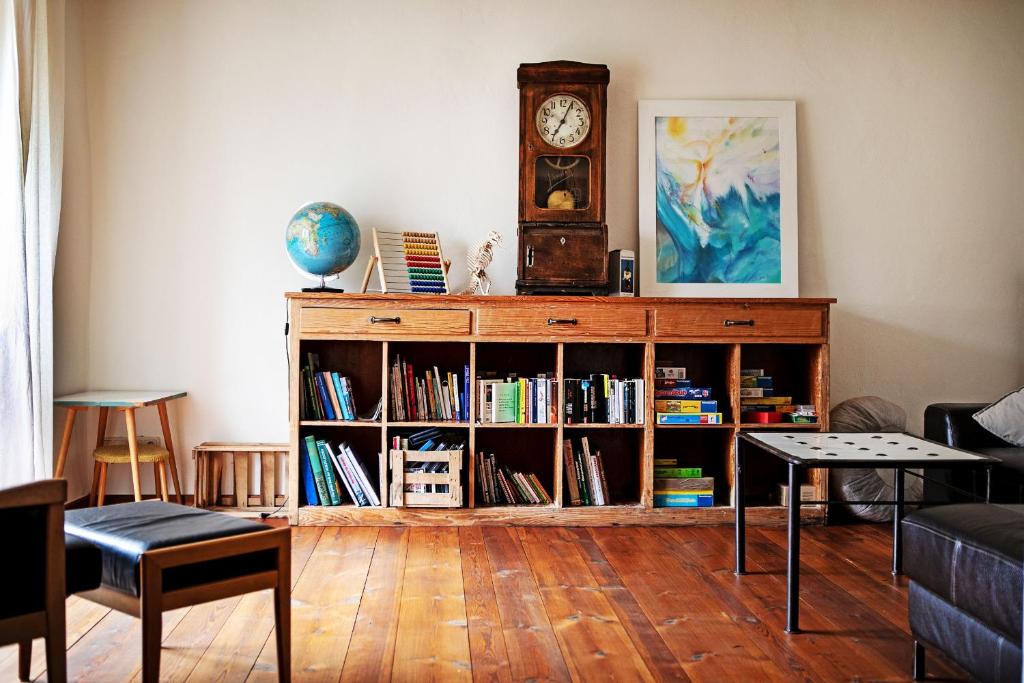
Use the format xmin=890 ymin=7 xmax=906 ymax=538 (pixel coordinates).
xmin=301 ymin=275 xmax=344 ymax=293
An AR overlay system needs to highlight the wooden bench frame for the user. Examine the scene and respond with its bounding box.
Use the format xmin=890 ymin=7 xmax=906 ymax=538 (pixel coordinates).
xmin=0 ymin=480 xmax=67 ymax=683
xmin=77 ymin=526 xmax=291 ymax=682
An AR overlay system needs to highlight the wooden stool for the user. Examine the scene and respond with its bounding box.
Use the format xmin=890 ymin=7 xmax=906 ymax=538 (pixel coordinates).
xmin=92 ymin=444 xmax=170 ymax=506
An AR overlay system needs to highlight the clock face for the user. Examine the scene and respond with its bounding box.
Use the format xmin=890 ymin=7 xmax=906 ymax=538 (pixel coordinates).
xmin=535 ymin=94 xmax=591 ymax=149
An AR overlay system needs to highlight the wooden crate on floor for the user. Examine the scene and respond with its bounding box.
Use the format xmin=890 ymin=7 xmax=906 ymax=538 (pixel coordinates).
xmin=193 ymin=442 xmax=288 ymax=516
xmin=389 ymin=449 xmax=463 ymax=508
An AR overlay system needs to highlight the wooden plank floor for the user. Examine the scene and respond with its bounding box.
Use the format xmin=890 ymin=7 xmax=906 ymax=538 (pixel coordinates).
xmin=0 ymin=524 xmax=968 ymax=682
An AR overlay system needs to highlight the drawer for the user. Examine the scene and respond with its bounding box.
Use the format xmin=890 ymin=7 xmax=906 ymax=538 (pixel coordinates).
xmin=477 ymin=306 xmax=648 ymax=337
xmin=300 ymin=307 xmax=471 ymax=336
xmin=656 ymin=306 xmax=824 ymax=338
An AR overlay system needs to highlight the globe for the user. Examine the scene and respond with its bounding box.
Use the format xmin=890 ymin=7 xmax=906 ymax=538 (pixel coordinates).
xmin=285 ymin=201 xmax=360 ymax=289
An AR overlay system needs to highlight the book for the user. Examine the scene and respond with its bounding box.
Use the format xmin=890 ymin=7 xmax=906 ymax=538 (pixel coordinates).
xmin=653 ymin=458 xmax=678 ymax=466
xmin=655 ymin=365 xmax=686 ymax=379
xmin=314 ymin=374 xmax=335 ymax=420
xmin=654 ymin=399 xmax=718 ymax=414
xmin=323 ymin=372 xmax=344 ymax=419
xmin=476 ymin=451 xmax=551 ymax=506
xmin=654 ymin=477 xmax=715 ymax=492
xmin=342 ymin=442 xmax=381 ymax=506
xmin=740 ymin=396 xmax=793 ymax=405
xmin=654 ymin=493 xmax=714 ymax=507
xmin=740 ymin=375 xmax=774 ymax=389
xmin=562 ymin=440 xmax=581 ymax=506
xmin=654 ymin=387 xmax=712 ymax=399
xmin=491 ymin=382 xmax=518 ymax=423
xmin=303 ymin=435 xmax=331 ymax=504
xmin=326 ymin=442 xmax=365 ymax=506
xmin=299 ymin=437 xmax=320 ymax=505
xmin=654 ymin=467 xmax=703 ymax=478
xmin=739 ymin=387 xmax=773 ymax=398
xmin=315 ymin=440 xmax=343 ymax=505
xmin=740 ymin=368 xmax=765 ymax=377
xmin=563 ymin=375 xmax=643 ymax=424
xmin=655 ymin=413 xmax=723 ymax=424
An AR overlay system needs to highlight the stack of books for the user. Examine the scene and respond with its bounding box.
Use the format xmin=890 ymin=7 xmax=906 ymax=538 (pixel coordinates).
xmin=739 ymin=368 xmax=818 ymax=423
xmin=476 ymin=452 xmax=552 ymax=505
xmin=562 ymin=437 xmax=611 ymax=506
xmin=301 ymin=353 xmax=361 ymax=421
xmin=477 ymin=374 xmax=557 ymax=424
xmin=300 ymin=435 xmax=381 ymax=507
xmin=389 ymin=355 xmax=469 ymax=422
xmin=653 ymin=460 xmax=714 ymax=507
xmin=393 ymin=429 xmax=465 ymax=495
xmin=563 ymin=375 xmax=644 ymax=424
xmin=653 ymin=364 xmax=722 ymax=424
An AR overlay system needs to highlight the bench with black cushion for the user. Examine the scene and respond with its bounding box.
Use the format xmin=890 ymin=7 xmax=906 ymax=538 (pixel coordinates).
xmin=903 ymin=503 xmax=1024 ymax=682
xmin=65 ymin=501 xmax=291 ymax=683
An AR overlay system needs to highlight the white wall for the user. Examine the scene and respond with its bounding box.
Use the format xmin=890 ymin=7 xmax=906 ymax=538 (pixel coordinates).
xmin=56 ymin=0 xmax=1024 ymax=497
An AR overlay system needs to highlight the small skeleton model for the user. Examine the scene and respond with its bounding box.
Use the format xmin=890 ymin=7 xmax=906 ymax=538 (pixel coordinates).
xmin=460 ymin=230 xmax=503 ymax=295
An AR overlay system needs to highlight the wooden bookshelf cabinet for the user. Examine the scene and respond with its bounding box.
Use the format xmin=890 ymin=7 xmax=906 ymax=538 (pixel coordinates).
xmin=286 ymin=293 xmax=834 ymax=526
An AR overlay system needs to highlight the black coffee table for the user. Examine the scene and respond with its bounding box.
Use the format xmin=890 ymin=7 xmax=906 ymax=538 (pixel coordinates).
xmin=733 ymin=431 xmax=997 ymax=633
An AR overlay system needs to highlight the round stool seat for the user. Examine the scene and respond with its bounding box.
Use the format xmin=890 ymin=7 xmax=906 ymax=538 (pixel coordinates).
xmin=93 ymin=443 xmax=169 ymax=464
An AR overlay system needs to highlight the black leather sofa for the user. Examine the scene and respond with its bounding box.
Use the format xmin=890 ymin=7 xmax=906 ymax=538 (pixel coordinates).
xmin=924 ymin=403 xmax=1024 ymax=502
xmin=902 ymin=403 xmax=1024 ymax=682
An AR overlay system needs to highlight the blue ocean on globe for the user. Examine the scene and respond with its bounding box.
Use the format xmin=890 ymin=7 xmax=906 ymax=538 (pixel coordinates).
xmin=285 ymin=202 xmax=360 ymax=277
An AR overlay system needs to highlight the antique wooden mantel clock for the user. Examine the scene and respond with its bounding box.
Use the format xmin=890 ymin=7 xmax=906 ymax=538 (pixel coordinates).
xmin=516 ymin=61 xmax=609 ymax=295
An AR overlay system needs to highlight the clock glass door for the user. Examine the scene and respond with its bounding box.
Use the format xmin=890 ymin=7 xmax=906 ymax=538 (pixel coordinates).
xmin=534 ymin=156 xmax=590 ymax=210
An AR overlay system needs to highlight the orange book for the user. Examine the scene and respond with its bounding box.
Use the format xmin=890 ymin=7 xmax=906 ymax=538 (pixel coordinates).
xmin=321 ymin=372 xmax=343 ymax=420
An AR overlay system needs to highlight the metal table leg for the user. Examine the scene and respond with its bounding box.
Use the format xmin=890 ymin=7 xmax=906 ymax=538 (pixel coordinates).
xmin=786 ymin=462 xmax=801 ymax=633
xmin=734 ymin=432 xmax=746 ymax=575
xmin=986 ymin=465 xmax=992 ymax=503
xmin=893 ymin=467 xmax=905 ymax=576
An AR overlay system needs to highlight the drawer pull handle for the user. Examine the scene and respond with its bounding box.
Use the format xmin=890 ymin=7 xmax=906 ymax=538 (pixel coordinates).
xmin=547 ymin=317 xmax=578 ymax=326
xmin=724 ymin=319 xmax=755 ymax=327
xmin=369 ymin=316 xmax=401 ymax=324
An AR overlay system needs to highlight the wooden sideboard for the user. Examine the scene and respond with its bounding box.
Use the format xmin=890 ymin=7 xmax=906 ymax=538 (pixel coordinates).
xmin=286 ymin=293 xmax=834 ymax=526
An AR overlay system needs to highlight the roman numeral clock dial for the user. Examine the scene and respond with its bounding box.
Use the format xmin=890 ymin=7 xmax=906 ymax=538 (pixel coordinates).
xmin=535 ymin=94 xmax=591 ymax=149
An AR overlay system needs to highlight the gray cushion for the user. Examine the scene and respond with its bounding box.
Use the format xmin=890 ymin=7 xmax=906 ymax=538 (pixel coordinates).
xmin=974 ymin=387 xmax=1024 ymax=447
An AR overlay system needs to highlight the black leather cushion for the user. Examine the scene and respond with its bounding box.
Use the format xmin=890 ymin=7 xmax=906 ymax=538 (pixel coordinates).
xmin=924 ymin=403 xmax=1013 ymax=450
xmin=903 ymin=504 xmax=1024 ymax=643
xmin=978 ymin=447 xmax=1024 ymax=475
xmin=1 ymin=504 xmax=47 ymax=618
xmin=65 ymin=533 xmax=102 ymax=595
xmin=909 ymin=581 xmax=1021 ymax=683
xmin=65 ymin=501 xmax=274 ymax=597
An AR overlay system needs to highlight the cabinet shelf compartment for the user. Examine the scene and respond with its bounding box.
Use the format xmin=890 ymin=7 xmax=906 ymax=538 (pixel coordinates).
xmin=299 ymin=340 xmax=383 ymax=422
xmin=298 ymin=425 xmax=383 ymax=508
xmin=654 ymin=343 xmax=736 ymax=423
xmin=653 ymin=428 xmax=731 ymax=507
xmin=561 ymin=429 xmax=642 ymax=506
xmin=474 ymin=428 xmax=558 ymax=507
xmin=387 ymin=341 xmax=471 ymax=423
xmin=738 ymin=343 xmax=823 ymax=424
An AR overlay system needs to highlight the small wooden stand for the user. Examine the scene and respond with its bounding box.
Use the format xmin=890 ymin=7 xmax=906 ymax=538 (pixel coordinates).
xmin=389 ymin=449 xmax=463 ymax=508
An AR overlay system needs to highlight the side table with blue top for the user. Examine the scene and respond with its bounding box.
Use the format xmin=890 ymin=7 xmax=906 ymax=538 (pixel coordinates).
xmin=53 ymin=390 xmax=187 ymax=504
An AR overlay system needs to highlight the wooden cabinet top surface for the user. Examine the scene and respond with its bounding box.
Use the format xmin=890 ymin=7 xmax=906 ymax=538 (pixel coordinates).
xmin=286 ymin=292 xmax=836 ymax=306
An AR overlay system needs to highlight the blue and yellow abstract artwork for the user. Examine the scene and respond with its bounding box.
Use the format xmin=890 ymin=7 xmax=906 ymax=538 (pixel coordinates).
xmin=655 ymin=116 xmax=781 ymax=284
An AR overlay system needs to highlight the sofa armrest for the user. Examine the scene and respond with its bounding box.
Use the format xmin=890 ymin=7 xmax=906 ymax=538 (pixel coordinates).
xmin=924 ymin=403 xmax=1012 ymax=450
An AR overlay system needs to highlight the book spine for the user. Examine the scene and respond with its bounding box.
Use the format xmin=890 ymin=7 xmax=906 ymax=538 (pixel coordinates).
xmin=341 ymin=376 xmax=357 ymax=420
xmin=299 ymin=437 xmax=320 ymax=505
xmin=327 ymin=444 xmax=361 ymax=505
xmin=330 ymin=373 xmax=351 ymax=421
xmin=315 ymin=374 xmax=335 ymax=420
xmin=463 ymin=365 xmax=470 ymax=422
xmin=344 ymin=444 xmax=379 ymax=506
xmin=596 ymin=452 xmax=610 ymax=505
xmin=313 ymin=440 xmax=341 ymax=505
xmin=574 ymin=446 xmax=590 ymax=505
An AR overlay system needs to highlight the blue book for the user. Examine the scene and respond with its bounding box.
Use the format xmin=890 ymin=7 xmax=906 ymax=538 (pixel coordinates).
xmin=463 ymin=365 xmax=470 ymax=421
xmin=654 ymin=493 xmax=714 ymax=507
xmin=314 ymin=374 xmax=335 ymax=420
xmin=299 ymin=438 xmax=319 ymax=506
xmin=331 ymin=373 xmax=353 ymax=421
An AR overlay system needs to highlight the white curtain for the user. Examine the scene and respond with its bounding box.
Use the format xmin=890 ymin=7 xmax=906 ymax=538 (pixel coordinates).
xmin=0 ymin=0 xmax=65 ymax=487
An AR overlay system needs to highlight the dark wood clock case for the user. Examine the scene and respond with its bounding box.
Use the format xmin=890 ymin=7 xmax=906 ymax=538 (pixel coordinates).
xmin=516 ymin=61 xmax=609 ymax=296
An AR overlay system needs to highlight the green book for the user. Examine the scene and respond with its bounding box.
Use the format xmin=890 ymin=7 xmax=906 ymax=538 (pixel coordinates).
xmin=315 ymin=440 xmax=343 ymax=506
xmin=303 ymin=435 xmax=331 ymax=504
xmin=492 ymin=382 xmax=518 ymax=423
xmin=653 ymin=467 xmax=703 ymax=478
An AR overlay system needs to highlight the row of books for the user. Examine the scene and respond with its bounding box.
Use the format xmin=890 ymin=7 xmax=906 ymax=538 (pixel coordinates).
xmin=740 ymin=368 xmax=818 ymax=423
xmin=389 ymin=355 xmax=469 ymax=422
xmin=562 ymin=437 xmax=610 ymax=505
xmin=477 ymin=375 xmax=557 ymax=424
xmin=653 ymin=460 xmax=714 ymax=507
xmin=394 ymin=430 xmax=465 ymax=495
xmin=301 ymin=353 xmax=359 ymax=421
xmin=564 ymin=376 xmax=645 ymax=424
xmin=476 ymin=452 xmax=553 ymax=505
xmin=300 ymin=435 xmax=381 ymax=507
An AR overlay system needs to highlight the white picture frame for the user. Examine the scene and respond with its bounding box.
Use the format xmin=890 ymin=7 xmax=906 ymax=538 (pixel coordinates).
xmin=638 ymin=99 xmax=798 ymax=297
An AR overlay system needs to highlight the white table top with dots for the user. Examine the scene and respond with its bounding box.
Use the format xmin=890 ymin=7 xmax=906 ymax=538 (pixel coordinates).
xmin=742 ymin=432 xmax=998 ymax=465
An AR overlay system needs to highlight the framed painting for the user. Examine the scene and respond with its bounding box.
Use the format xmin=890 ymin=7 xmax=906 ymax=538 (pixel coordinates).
xmin=638 ymin=100 xmax=798 ymax=297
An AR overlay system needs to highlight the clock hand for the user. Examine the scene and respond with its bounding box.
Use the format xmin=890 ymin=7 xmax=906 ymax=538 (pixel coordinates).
xmin=550 ymin=103 xmax=573 ymax=142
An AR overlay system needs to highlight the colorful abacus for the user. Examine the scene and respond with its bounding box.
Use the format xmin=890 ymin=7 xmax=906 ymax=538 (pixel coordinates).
xmin=369 ymin=229 xmax=450 ymax=294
